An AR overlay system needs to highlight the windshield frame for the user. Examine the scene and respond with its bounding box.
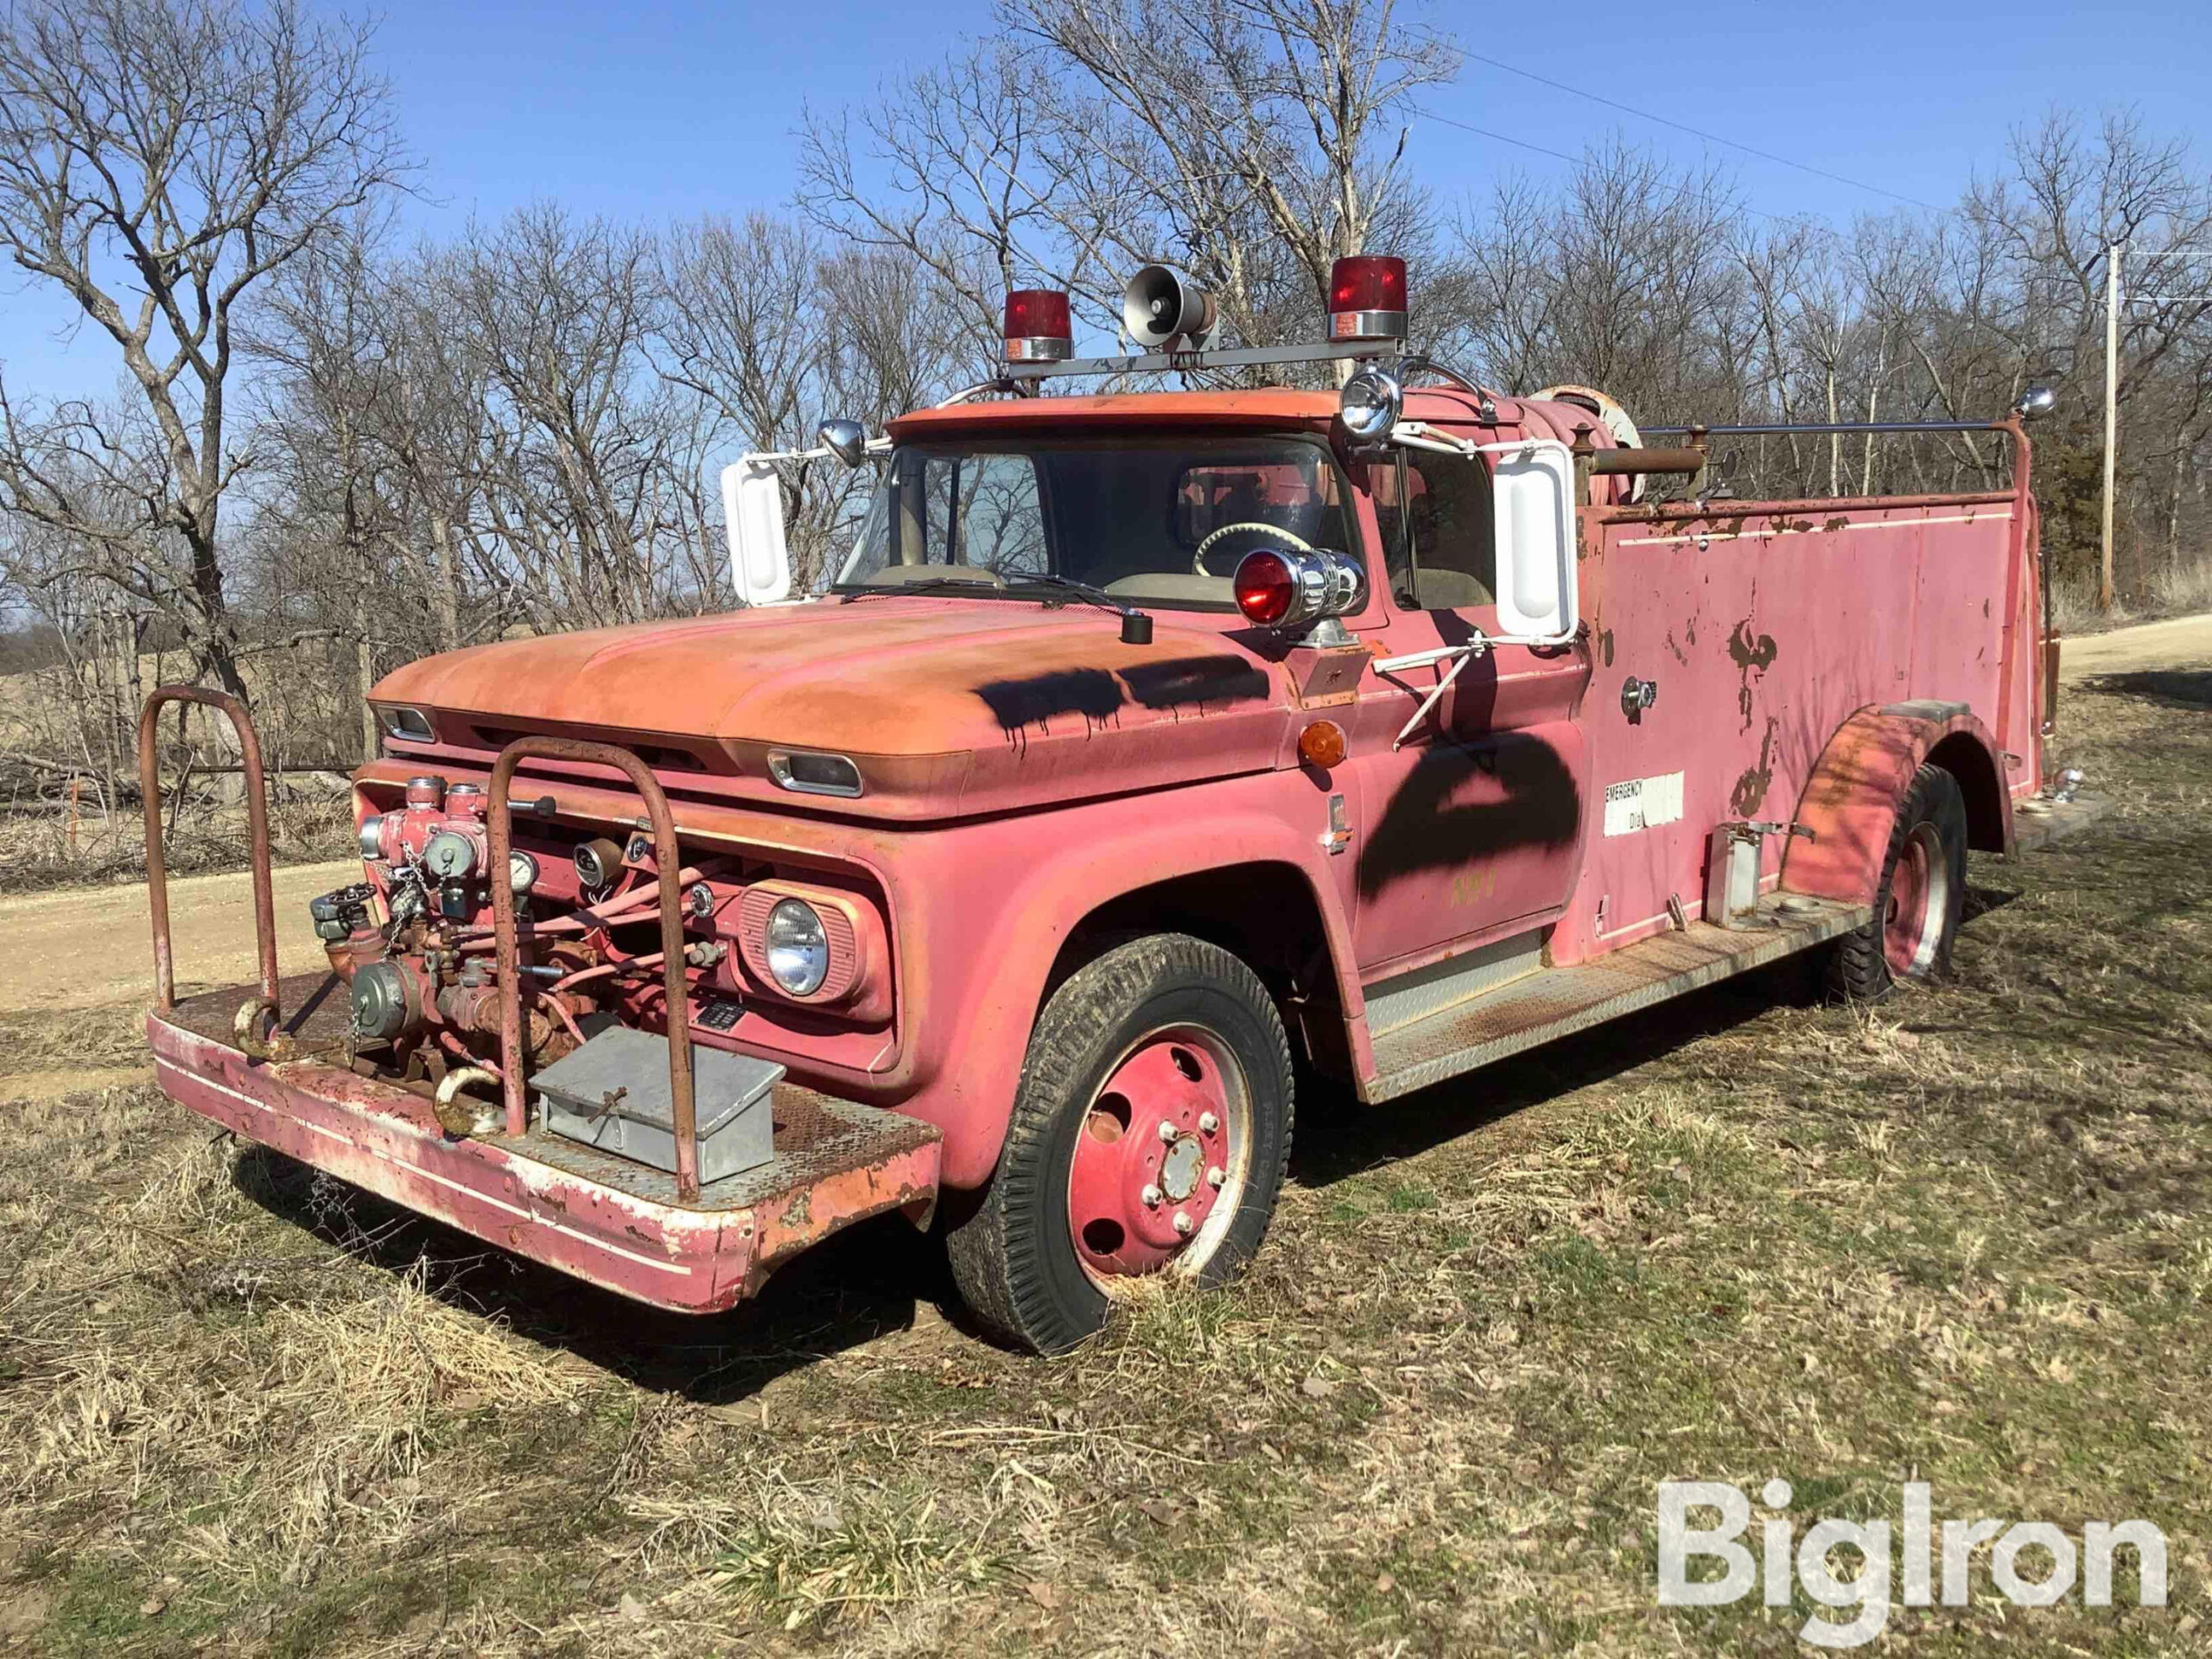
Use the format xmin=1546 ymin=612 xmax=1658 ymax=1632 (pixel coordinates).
xmin=821 ymin=429 xmax=1367 ymax=611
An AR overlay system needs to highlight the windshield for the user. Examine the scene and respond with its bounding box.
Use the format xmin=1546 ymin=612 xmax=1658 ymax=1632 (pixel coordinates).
xmin=825 ymin=434 xmax=1357 ymax=610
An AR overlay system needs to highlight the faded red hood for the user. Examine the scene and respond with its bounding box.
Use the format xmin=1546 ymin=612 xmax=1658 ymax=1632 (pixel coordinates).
xmin=369 ymin=597 xmax=1295 ymax=817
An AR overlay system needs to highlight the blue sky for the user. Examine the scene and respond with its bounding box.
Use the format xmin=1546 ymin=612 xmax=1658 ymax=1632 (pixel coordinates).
xmin=3 ymin=0 xmax=2207 ymax=402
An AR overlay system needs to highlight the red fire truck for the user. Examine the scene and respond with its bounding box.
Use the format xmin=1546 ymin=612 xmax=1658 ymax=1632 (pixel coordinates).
xmin=142 ymin=257 xmax=2101 ymax=1352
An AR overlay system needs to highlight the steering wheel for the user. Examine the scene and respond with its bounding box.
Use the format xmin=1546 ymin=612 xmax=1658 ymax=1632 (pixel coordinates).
xmin=1192 ymin=520 xmax=1313 ymax=576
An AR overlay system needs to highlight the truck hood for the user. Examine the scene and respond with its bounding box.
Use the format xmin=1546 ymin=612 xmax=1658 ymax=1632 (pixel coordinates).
xmin=370 ymin=597 xmax=1297 ymax=820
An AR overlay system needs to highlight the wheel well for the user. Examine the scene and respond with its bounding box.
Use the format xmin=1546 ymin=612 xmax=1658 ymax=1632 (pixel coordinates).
xmin=1926 ymin=732 xmax=2008 ymax=852
xmin=1044 ymin=863 xmax=1341 ymax=1064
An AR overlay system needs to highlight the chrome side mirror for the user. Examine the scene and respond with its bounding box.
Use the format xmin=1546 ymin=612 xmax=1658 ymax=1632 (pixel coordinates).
xmin=818 ymin=419 xmax=868 ymax=467
xmin=2014 ymin=385 xmax=2056 ymax=422
xmin=1338 ymin=365 xmax=1403 ymax=442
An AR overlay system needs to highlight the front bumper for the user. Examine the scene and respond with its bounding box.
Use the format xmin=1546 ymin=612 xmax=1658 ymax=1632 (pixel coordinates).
xmin=146 ymin=974 xmax=941 ymax=1313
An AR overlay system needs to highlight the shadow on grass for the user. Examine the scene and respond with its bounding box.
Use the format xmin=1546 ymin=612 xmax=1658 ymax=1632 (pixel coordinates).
xmin=232 ymin=1144 xmax=957 ymax=1402
xmin=2082 ymin=667 xmax=2212 ymax=709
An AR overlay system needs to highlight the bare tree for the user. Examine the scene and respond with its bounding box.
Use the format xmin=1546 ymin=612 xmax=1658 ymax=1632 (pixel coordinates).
xmin=0 ymin=0 xmax=411 ymax=699
xmin=1016 ymin=0 xmax=1455 ymax=340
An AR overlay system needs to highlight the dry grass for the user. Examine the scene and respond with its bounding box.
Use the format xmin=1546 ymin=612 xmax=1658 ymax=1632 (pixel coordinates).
xmin=2050 ymin=554 xmax=2212 ymax=634
xmin=2 ymin=668 xmax=2209 ymax=1656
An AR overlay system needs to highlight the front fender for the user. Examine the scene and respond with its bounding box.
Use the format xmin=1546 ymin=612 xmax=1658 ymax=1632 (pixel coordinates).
xmin=1782 ymin=702 xmax=2014 ymax=906
xmin=886 ymin=772 xmax=1358 ymax=1188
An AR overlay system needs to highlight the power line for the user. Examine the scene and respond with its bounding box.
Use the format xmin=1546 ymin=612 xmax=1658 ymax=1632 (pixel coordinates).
xmin=1408 ymin=104 xmax=1821 ymax=230
xmin=1450 ymin=49 xmax=1942 ymax=213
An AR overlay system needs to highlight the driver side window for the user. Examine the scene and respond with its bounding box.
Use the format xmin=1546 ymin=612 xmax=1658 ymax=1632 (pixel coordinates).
xmin=1375 ymin=452 xmax=1496 ymax=612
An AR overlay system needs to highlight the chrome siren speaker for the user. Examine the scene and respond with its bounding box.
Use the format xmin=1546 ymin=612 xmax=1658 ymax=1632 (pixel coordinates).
xmin=1122 ymin=264 xmax=1217 ymax=349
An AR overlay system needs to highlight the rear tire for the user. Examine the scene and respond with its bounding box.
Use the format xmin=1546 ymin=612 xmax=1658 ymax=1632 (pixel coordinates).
xmin=944 ymin=933 xmax=1294 ymax=1354
xmin=1825 ymin=763 xmax=1967 ymax=1001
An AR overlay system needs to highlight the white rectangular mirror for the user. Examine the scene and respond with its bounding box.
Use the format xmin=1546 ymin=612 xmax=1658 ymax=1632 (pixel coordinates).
xmin=720 ymin=458 xmax=794 ymax=607
xmin=1481 ymin=439 xmax=1578 ymax=643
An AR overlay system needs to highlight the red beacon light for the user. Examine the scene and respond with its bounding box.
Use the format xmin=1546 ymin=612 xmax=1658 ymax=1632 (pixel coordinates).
xmin=1232 ymin=545 xmax=1367 ymax=631
xmin=1327 ymin=255 xmax=1408 ymax=342
xmin=1003 ymin=289 xmax=1073 ymax=362
xmin=1233 ymin=549 xmax=1297 ymax=626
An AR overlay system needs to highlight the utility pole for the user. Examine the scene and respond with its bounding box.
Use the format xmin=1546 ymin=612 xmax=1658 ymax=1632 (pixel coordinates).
xmin=2101 ymin=240 xmax=2121 ymax=612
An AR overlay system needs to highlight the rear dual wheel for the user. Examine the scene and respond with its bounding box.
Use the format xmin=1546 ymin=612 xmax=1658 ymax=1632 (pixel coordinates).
xmin=945 ymin=934 xmax=1294 ymax=1354
xmin=1825 ymin=763 xmax=1968 ymax=1001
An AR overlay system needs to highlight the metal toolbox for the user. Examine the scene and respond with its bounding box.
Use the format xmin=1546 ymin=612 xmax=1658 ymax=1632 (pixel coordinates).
xmin=533 ymin=1026 xmax=783 ymax=1185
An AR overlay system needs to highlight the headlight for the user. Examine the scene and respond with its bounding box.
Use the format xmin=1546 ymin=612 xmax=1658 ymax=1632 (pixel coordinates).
xmin=378 ymin=705 xmax=435 ymax=741
xmin=764 ymin=899 xmax=829 ymax=996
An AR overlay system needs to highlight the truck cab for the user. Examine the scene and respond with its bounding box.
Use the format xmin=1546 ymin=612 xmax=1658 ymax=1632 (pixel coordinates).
xmin=142 ymin=256 xmax=2094 ymax=1352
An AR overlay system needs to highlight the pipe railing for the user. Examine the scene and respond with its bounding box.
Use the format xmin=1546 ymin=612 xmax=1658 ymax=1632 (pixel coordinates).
xmin=1643 ymin=418 xmax=2019 ymax=436
xmin=139 ymin=687 xmax=279 ymax=1024
xmin=485 ymin=737 xmax=701 ymax=1201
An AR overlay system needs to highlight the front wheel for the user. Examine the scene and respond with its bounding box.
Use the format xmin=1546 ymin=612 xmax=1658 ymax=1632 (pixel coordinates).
xmin=1825 ymin=762 xmax=1968 ymax=1001
xmin=944 ymin=934 xmax=1294 ymax=1353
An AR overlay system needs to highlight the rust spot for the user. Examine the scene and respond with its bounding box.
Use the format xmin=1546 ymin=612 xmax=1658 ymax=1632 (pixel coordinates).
xmin=1666 ymin=631 xmax=1688 ymax=665
xmin=1824 ymin=516 xmax=1851 ymax=533
xmin=1598 ymin=628 xmax=1616 ymax=668
xmin=1730 ymin=717 xmax=1779 ymax=817
xmin=1727 ymin=620 xmax=1778 ymax=674
xmin=1727 ymin=619 xmax=1778 ymax=733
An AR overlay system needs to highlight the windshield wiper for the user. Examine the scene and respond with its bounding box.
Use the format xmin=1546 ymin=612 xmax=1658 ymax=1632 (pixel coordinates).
xmin=833 ymin=576 xmax=1001 ymax=604
xmin=834 ymin=572 xmax=1154 ymax=643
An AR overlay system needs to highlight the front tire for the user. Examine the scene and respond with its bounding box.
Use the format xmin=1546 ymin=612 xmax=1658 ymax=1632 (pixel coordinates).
xmin=944 ymin=934 xmax=1294 ymax=1354
xmin=1826 ymin=762 xmax=1968 ymax=1001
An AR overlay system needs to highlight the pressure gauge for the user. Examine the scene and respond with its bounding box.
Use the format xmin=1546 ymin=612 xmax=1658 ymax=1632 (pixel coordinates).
xmin=508 ymin=850 xmax=539 ymax=894
xmin=423 ymin=829 xmax=478 ymax=880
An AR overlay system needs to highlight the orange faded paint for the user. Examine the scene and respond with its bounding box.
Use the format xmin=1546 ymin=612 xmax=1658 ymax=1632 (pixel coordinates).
xmin=370 ymin=602 xmax=1297 ymax=822
xmin=1782 ymin=706 xmax=2016 ymax=906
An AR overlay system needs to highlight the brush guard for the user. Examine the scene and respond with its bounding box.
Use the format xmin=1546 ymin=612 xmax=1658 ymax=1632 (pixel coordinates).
xmin=138 ymin=694 xmax=943 ymax=1313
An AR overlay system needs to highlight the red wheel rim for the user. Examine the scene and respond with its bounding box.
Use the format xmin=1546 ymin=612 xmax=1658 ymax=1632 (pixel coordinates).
xmin=1066 ymin=1027 xmax=1251 ymax=1286
xmin=1882 ymin=823 xmax=1948 ymax=978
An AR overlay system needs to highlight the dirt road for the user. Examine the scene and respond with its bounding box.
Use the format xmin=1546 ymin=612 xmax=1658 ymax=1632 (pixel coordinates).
xmin=0 ymin=858 xmax=358 ymax=1015
xmin=2060 ymin=609 xmax=2212 ymax=679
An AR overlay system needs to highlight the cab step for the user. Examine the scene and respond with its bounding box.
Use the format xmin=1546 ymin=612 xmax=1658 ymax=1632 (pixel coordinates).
xmin=1362 ymin=896 xmax=1870 ymax=1103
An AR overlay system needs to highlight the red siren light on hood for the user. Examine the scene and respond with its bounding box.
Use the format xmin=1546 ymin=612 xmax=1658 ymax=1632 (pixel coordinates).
xmin=1327 ymin=255 xmax=1408 ymax=341
xmin=1233 ymin=549 xmax=1297 ymax=625
xmin=1003 ymin=289 xmax=1073 ymax=362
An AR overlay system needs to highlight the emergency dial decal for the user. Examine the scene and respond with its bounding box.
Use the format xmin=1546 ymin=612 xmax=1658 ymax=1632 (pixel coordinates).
xmin=1603 ymin=772 xmax=1685 ymax=836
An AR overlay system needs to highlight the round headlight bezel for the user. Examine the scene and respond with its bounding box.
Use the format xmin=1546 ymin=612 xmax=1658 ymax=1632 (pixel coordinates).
xmin=764 ymin=898 xmax=830 ymax=997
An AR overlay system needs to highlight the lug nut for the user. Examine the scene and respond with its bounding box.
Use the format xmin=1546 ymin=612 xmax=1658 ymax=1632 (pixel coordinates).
xmin=1198 ymin=1111 xmax=1219 ymax=1135
xmin=1173 ymin=1211 xmax=1195 ymax=1236
xmin=1158 ymin=1121 xmax=1179 ymax=1144
xmin=1140 ymin=1183 xmax=1162 ymax=1207
xmin=1206 ymin=1166 xmax=1225 ymax=1188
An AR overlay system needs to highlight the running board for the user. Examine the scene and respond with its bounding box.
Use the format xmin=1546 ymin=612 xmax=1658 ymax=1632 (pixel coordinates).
xmin=1361 ymin=895 xmax=1870 ymax=1103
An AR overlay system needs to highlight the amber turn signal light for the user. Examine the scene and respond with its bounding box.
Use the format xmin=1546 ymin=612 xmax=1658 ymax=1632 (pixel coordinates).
xmin=1299 ymin=719 xmax=1348 ymax=770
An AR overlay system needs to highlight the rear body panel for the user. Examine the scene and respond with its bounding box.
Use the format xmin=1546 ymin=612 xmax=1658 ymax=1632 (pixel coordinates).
xmin=1554 ymin=481 xmax=2039 ymax=963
